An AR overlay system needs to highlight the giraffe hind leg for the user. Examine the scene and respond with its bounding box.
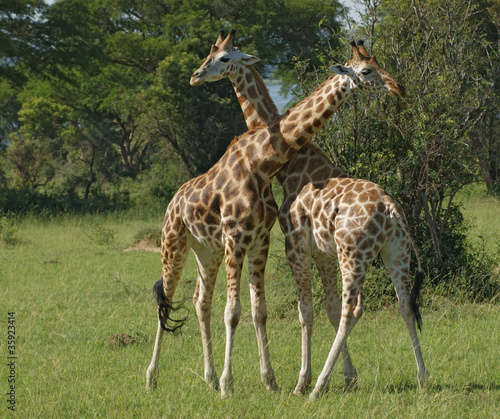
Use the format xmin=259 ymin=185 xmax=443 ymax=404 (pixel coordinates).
xmin=309 ymin=248 xmax=368 ymax=400
xmin=146 ymin=217 xmax=190 ymax=391
xmin=154 ymin=277 xmax=189 ymax=333
xmin=314 ymin=254 xmax=358 ymax=390
xmin=146 ymin=277 xmax=190 ymax=391
xmin=380 ymin=238 xmax=429 ymax=389
xmin=284 ymin=239 xmax=313 ymax=396
xmin=146 ymin=319 xmax=164 ymax=391
xmin=309 ymin=284 xmax=364 ymax=400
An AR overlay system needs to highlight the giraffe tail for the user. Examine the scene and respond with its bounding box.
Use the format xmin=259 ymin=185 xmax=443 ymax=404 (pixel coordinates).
xmin=153 ymin=277 xmax=188 ymax=334
xmin=390 ymin=203 xmax=425 ymax=332
xmin=410 ymin=270 xmax=424 ymax=332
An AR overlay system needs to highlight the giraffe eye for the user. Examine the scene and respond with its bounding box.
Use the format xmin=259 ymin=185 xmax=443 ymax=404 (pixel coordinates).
xmin=361 ymin=69 xmax=371 ymax=75
xmin=220 ymin=56 xmax=230 ymax=63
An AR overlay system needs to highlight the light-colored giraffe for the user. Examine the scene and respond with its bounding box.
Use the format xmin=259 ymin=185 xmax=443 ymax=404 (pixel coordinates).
xmin=146 ymin=30 xmax=406 ymax=398
xmin=191 ymin=30 xmax=428 ymax=399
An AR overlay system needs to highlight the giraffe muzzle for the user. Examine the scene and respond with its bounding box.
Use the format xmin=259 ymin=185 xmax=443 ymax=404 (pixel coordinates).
xmin=190 ymin=71 xmax=205 ymax=86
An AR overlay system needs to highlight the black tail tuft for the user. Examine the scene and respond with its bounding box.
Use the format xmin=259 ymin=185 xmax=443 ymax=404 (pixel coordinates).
xmin=153 ymin=277 xmax=188 ymax=334
xmin=410 ymin=270 xmax=425 ymax=332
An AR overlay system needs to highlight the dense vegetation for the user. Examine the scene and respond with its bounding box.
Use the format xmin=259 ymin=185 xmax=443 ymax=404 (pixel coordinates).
xmin=1 ymin=0 xmax=499 ymax=301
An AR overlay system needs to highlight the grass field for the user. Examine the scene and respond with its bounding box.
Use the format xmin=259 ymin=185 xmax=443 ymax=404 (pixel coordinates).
xmin=1 ymin=194 xmax=499 ymax=417
xmin=457 ymin=184 xmax=500 ymax=256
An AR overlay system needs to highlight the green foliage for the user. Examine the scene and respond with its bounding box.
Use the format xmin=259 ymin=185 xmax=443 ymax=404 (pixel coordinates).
xmin=0 ymin=215 xmax=17 ymax=244
xmin=288 ymin=0 xmax=499 ymax=300
xmin=0 ymin=0 xmax=345 ymax=209
xmin=0 ymin=184 xmax=131 ymax=215
xmin=80 ymin=224 xmax=116 ymax=245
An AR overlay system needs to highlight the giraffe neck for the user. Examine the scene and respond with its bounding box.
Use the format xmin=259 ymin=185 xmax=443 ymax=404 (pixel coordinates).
xmin=230 ymin=65 xmax=280 ymax=129
xmin=278 ymin=73 xmax=351 ymax=151
xmin=228 ymin=68 xmax=351 ymax=181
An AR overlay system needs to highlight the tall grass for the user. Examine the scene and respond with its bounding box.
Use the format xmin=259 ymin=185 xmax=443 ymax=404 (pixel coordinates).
xmin=1 ymin=206 xmax=499 ymax=417
xmin=457 ymin=183 xmax=500 ymax=256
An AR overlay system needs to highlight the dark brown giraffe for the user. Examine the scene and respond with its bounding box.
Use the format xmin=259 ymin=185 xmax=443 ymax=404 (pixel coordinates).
xmin=191 ymin=30 xmax=428 ymax=399
xmin=146 ymin=32 xmax=406 ymax=398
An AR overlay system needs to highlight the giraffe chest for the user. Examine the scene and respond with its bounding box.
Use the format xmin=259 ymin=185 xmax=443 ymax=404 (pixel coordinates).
xmin=180 ymin=178 xmax=277 ymax=251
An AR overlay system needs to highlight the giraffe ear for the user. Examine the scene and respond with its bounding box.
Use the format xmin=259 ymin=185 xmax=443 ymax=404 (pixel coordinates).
xmin=240 ymin=53 xmax=261 ymax=65
xmin=241 ymin=54 xmax=260 ymax=65
xmin=329 ymin=64 xmax=354 ymax=77
xmin=232 ymin=49 xmax=260 ymax=65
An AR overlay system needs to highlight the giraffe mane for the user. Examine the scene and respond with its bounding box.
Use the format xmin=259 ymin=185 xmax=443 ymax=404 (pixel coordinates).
xmin=226 ymin=136 xmax=239 ymax=151
xmin=225 ymin=133 xmax=329 ymax=162
xmin=301 ymin=141 xmax=331 ymax=160
xmin=248 ymin=66 xmax=280 ymax=117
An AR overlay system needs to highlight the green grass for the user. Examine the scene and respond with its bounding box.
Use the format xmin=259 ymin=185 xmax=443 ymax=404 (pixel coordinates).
xmin=1 ymin=209 xmax=499 ymax=418
xmin=457 ymin=183 xmax=500 ymax=256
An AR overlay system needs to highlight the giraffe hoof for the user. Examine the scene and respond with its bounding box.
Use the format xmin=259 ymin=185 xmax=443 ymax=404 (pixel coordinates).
xmin=344 ymin=376 xmax=358 ymax=392
xmin=308 ymin=384 xmax=329 ymax=401
xmin=263 ymin=375 xmax=280 ymax=393
xmin=308 ymin=390 xmax=320 ymax=401
xmin=220 ymin=376 xmax=234 ymax=398
xmin=418 ymin=370 xmax=430 ymax=389
xmin=293 ymin=383 xmax=309 ymax=396
xmin=266 ymin=382 xmax=280 ymax=393
xmin=146 ymin=367 xmax=158 ymax=391
xmin=207 ymin=380 xmax=219 ymax=392
xmin=205 ymin=373 xmax=220 ymax=391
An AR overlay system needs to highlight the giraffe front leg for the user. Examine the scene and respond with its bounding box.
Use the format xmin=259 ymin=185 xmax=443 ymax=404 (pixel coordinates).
xmin=220 ymin=244 xmax=244 ymax=398
xmin=220 ymin=293 xmax=241 ymax=398
xmin=248 ymin=245 xmax=279 ymax=393
xmin=193 ymin=248 xmax=223 ymax=391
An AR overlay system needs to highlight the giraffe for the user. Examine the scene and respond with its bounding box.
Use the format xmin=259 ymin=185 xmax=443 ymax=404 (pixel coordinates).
xmin=146 ymin=30 xmax=406 ymax=399
xmin=191 ymin=30 xmax=428 ymax=399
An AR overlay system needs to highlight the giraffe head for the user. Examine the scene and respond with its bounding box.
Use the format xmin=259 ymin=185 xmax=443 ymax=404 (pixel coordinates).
xmin=190 ymin=29 xmax=261 ymax=86
xmin=330 ymin=40 xmax=406 ymax=98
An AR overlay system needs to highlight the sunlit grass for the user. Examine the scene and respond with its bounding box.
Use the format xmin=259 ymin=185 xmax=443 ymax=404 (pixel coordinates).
xmin=1 ymin=205 xmax=499 ymax=417
xmin=457 ymin=183 xmax=500 ymax=256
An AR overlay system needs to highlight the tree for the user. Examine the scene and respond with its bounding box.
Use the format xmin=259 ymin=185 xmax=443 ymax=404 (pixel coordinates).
xmin=299 ymin=0 xmax=499 ymax=281
xmin=0 ymin=0 xmax=345 ymax=208
xmin=468 ymin=0 xmax=500 ymax=194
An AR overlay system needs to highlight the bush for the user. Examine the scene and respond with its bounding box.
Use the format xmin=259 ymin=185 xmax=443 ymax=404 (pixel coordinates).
xmin=133 ymin=227 xmax=162 ymax=248
xmin=0 ymin=216 xmax=17 ymax=245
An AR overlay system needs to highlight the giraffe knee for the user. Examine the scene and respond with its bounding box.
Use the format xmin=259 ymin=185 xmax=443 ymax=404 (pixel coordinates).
xmin=353 ymin=293 xmax=364 ymax=319
xmin=225 ymin=301 xmax=241 ymax=329
xmin=353 ymin=303 xmax=364 ymax=320
xmin=252 ymin=307 xmax=267 ymax=325
xmin=227 ymin=312 xmax=240 ymax=329
xmin=194 ymin=298 xmax=211 ymax=321
xmin=298 ymin=303 xmax=313 ymax=327
xmin=344 ymin=292 xmax=363 ymax=321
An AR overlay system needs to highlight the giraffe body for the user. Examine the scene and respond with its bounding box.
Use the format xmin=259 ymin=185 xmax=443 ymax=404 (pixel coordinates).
xmin=146 ymin=126 xmax=280 ymax=396
xmin=190 ymin=30 xmax=428 ymax=399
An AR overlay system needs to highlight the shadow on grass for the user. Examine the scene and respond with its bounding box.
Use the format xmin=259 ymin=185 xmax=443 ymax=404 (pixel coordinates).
xmin=297 ymin=380 xmax=500 ymax=397
xmin=383 ymin=381 xmax=500 ymax=394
